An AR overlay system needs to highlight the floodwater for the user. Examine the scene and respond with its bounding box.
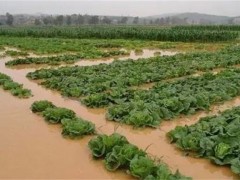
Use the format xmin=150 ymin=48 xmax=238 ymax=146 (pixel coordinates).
xmin=73 ymin=49 xmax=177 ymax=67
xmin=0 ymin=54 xmax=239 ymax=179
xmin=7 ymin=48 xmax=178 ymax=69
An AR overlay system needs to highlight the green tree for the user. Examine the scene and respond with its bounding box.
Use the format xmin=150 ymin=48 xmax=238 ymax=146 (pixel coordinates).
xmin=6 ymin=13 xmax=14 ymax=26
xmin=54 ymin=15 xmax=64 ymax=25
xmin=34 ymin=19 xmax=41 ymax=26
xmin=118 ymin=17 xmax=128 ymax=24
xmin=43 ymin=17 xmax=51 ymax=25
xmin=89 ymin=16 xmax=99 ymax=24
xmin=77 ymin=14 xmax=84 ymax=25
xmin=101 ymin=16 xmax=111 ymax=24
xmin=133 ymin=17 xmax=139 ymax=24
xmin=66 ymin=15 xmax=72 ymax=25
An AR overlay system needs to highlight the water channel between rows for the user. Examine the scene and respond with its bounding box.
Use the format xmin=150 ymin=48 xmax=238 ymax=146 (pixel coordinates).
xmin=0 ymin=49 xmax=238 ymax=179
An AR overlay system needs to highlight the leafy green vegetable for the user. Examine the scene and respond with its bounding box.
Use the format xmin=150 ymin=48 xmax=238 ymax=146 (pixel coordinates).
xmin=31 ymin=101 xmax=95 ymax=139
xmin=167 ymin=126 xmax=188 ymax=143
xmin=88 ymin=133 xmax=191 ymax=179
xmin=42 ymin=107 xmax=76 ymax=124
xmin=61 ymin=118 xmax=95 ymax=138
xmin=129 ymin=156 xmax=155 ymax=179
xmin=3 ymin=81 xmax=21 ymax=90
xmin=168 ymin=106 xmax=240 ymax=175
xmin=31 ymin=100 xmax=55 ymax=113
xmin=26 ymin=45 xmax=240 ymax=128
xmin=124 ymin=110 xmax=160 ymax=128
xmin=6 ymin=50 xmax=127 ymax=66
xmin=5 ymin=50 xmax=29 ymax=57
xmin=214 ymin=143 xmax=231 ymax=160
xmin=231 ymin=158 xmax=240 ymax=175
xmin=0 ymin=72 xmax=32 ymax=98
xmin=104 ymin=144 xmax=146 ymax=171
xmin=88 ymin=133 xmax=129 ymax=158
xmin=0 ymin=73 xmax=11 ymax=85
xmin=10 ymin=88 xmax=32 ymax=98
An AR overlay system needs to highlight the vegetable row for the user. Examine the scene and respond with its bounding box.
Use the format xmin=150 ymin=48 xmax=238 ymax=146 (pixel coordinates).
xmin=88 ymin=133 xmax=191 ymax=180
xmin=6 ymin=50 xmax=127 ymax=66
xmin=31 ymin=100 xmax=191 ymax=178
xmin=0 ymin=72 xmax=32 ymax=98
xmin=26 ymin=45 xmax=240 ymax=100
xmin=103 ymin=69 xmax=240 ymax=127
xmin=31 ymin=100 xmax=95 ymax=138
xmin=167 ymin=106 xmax=240 ymax=175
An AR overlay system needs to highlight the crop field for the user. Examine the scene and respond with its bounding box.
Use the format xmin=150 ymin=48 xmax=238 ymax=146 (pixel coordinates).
xmin=1 ymin=25 xmax=240 ymax=179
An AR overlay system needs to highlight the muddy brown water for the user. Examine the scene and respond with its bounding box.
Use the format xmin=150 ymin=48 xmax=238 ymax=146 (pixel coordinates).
xmin=7 ymin=49 xmax=178 ymax=69
xmin=0 ymin=55 xmax=239 ymax=179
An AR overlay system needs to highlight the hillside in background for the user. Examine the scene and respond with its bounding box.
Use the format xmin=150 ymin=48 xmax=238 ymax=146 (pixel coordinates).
xmin=147 ymin=12 xmax=240 ymax=25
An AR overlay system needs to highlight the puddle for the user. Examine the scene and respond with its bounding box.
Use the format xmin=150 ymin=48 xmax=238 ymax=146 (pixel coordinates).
xmin=0 ymin=55 xmax=239 ymax=179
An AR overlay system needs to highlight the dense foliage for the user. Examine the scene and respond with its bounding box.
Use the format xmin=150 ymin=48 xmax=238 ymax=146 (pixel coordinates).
xmin=27 ymin=46 xmax=240 ymax=98
xmin=88 ymin=133 xmax=191 ymax=179
xmin=0 ymin=36 xmax=226 ymax=56
xmin=0 ymin=26 xmax=238 ymax=42
xmin=103 ymin=69 xmax=240 ymax=127
xmin=4 ymin=50 xmax=29 ymax=57
xmin=31 ymin=100 xmax=95 ymax=138
xmin=42 ymin=107 xmax=76 ymax=124
xmin=168 ymin=106 xmax=240 ymax=175
xmin=26 ymin=46 xmax=240 ymax=127
xmin=31 ymin=100 xmax=56 ymax=113
xmin=0 ymin=72 xmax=32 ymax=98
xmin=173 ymin=25 xmax=240 ymax=31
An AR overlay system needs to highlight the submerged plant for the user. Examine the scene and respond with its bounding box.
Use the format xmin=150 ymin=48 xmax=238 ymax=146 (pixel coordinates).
xmin=42 ymin=107 xmax=76 ymax=124
xmin=31 ymin=100 xmax=95 ymax=139
xmin=10 ymin=88 xmax=32 ymax=98
xmin=88 ymin=133 xmax=191 ymax=179
xmin=168 ymin=106 xmax=240 ymax=175
xmin=3 ymin=81 xmax=21 ymax=90
xmin=31 ymin=100 xmax=56 ymax=113
xmin=88 ymin=133 xmax=129 ymax=158
xmin=61 ymin=118 xmax=95 ymax=138
xmin=0 ymin=72 xmax=32 ymax=98
xmin=104 ymin=144 xmax=146 ymax=171
xmin=129 ymin=156 xmax=156 ymax=179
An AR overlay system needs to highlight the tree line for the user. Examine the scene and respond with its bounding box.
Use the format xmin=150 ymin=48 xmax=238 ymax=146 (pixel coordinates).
xmin=1 ymin=13 xmax=191 ymax=26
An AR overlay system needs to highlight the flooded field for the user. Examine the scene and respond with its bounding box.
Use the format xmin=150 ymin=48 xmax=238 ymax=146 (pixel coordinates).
xmin=1 ymin=49 xmax=239 ymax=179
xmin=5 ymin=48 xmax=178 ymax=69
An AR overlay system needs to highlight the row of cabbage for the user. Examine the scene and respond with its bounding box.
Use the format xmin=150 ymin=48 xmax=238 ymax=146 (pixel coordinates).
xmin=0 ymin=26 xmax=238 ymax=42
xmin=27 ymin=63 xmax=240 ymax=128
xmin=99 ymin=69 xmax=240 ymax=127
xmin=0 ymin=72 xmax=32 ymax=98
xmin=31 ymin=100 xmax=95 ymax=138
xmin=167 ymin=106 xmax=240 ymax=175
xmin=5 ymin=50 xmax=128 ymax=66
xmin=88 ymin=133 xmax=191 ymax=180
xmin=0 ymin=36 xmax=124 ymax=54
xmin=31 ymin=101 xmax=191 ymax=179
xmin=26 ymin=46 xmax=240 ymax=98
xmin=30 ymin=67 xmax=240 ymax=128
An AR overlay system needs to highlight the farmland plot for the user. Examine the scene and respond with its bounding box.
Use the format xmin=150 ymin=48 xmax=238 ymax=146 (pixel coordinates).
xmin=1 ymin=25 xmax=240 ymax=179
